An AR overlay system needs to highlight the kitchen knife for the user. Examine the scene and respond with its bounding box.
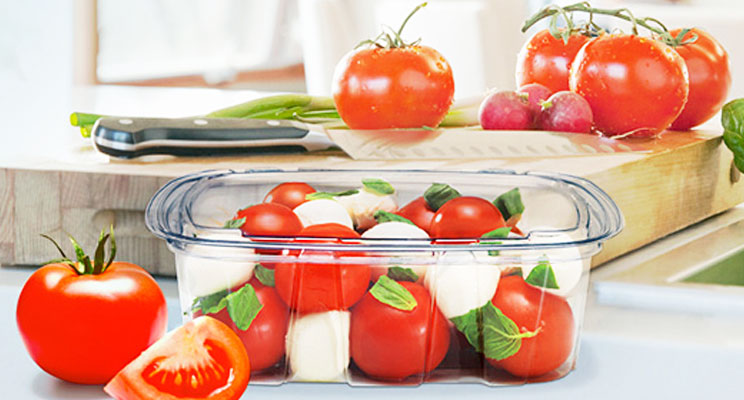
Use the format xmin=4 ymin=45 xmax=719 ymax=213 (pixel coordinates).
xmin=92 ymin=117 xmax=336 ymax=158
xmin=92 ymin=116 xmax=683 ymax=160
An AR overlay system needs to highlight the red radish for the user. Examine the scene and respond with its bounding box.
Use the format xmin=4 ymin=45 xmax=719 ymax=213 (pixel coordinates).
xmin=518 ymin=83 xmax=552 ymax=118
xmin=538 ymin=91 xmax=593 ymax=133
xmin=478 ymin=91 xmax=533 ymax=130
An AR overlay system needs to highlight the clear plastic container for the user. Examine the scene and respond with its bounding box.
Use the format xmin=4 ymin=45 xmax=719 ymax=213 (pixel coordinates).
xmin=145 ymin=169 xmax=622 ymax=386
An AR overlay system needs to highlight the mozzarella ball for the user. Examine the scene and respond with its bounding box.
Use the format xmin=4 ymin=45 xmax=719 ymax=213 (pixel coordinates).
xmin=335 ymin=189 xmax=397 ymax=230
xmin=286 ymin=311 xmax=350 ymax=382
xmin=521 ymin=232 xmax=586 ymax=297
xmin=425 ymin=252 xmax=501 ymax=319
xmin=178 ymin=231 xmax=255 ymax=298
xmin=362 ymin=221 xmax=430 ymax=281
xmin=293 ymin=199 xmax=353 ymax=229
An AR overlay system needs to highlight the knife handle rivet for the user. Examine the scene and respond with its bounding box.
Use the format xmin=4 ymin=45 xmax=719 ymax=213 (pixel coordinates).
xmin=119 ymin=118 xmax=133 ymax=125
xmin=193 ymin=119 xmax=208 ymax=125
xmin=267 ymin=120 xmax=280 ymax=126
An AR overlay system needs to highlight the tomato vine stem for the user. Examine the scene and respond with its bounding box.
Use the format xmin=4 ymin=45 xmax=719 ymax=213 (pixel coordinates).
xmin=521 ymin=1 xmax=696 ymax=47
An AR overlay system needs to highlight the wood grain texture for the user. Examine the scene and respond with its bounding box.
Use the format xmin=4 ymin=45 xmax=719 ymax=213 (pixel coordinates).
xmin=1 ymin=130 xmax=742 ymax=276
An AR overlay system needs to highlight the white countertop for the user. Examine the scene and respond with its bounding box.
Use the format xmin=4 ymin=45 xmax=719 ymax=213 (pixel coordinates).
xmin=3 ymin=206 xmax=744 ymax=399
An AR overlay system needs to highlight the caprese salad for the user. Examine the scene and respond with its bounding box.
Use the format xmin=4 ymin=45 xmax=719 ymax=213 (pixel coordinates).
xmin=184 ymin=178 xmax=583 ymax=382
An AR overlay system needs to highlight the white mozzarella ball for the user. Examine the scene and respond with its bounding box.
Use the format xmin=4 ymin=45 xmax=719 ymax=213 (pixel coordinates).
xmin=286 ymin=311 xmax=350 ymax=382
xmin=425 ymin=252 xmax=501 ymax=319
xmin=293 ymin=199 xmax=353 ymax=229
xmin=362 ymin=221 xmax=430 ymax=280
xmin=178 ymin=231 xmax=255 ymax=298
xmin=522 ymin=232 xmax=586 ymax=297
xmin=335 ymin=189 xmax=398 ymax=230
xmin=361 ymin=221 xmax=429 ymax=239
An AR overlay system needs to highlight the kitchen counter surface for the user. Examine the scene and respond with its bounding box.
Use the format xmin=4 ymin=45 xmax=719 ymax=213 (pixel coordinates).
xmin=4 ymin=205 xmax=744 ymax=399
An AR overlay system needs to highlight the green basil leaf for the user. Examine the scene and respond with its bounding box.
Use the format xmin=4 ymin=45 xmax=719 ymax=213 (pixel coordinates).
xmin=306 ymin=189 xmax=358 ymax=201
xmin=525 ymin=259 xmax=560 ymax=289
xmin=451 ymin=302 xmax=539 ymax=361
xmin=369 ymin=275 xmax=417 ymax=311
xmin=481 ymin=227 xmax=511 ymax=256
xmin=493 ymin=188 xmax=525 ymax=221
xmin=254 ymin=264 xmax=275 ymax=287
xmin=450 ymin=306 xmax=485 ymax=353
xmin=373 ymin=210 xmax=415 ymax=226
xmin=423 ymin=183 xmax=461 ymax=211
xmin=387 ymin=266 xmax=419 ymax=282
xmin=192 ymin=288 xmax=230 ymax=314
xmin=362 ymin=178 xmax=395 ymax=195
xmin=223 ymin=217 xmax=246 ymax=229
xmin=226 ymin=284 xmax=264 ymax=331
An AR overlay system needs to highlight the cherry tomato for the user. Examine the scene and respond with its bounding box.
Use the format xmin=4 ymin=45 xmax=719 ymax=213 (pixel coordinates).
xmin=669 ymin=28 xmax=731 ymax=130
xmin=200 ymin=278 xmax=289 ymax=372
xmin=332 ymin=45 xmax=455 ymax=129
xmin=396 ymin=196 xmax=436 ymax=234
xmin=16 ymin=261 xmax=167 ymax=385
xmin=429 ymin=196 xmax=506 ymax=239
xmin=487 ymin=276 xmax=574 ymax=378
xmin=264 ymin=182 xmax=316 ymax=209
xmin=104 ymin=316 xmax=250 ymax=400
xmin=236 ymin=203 xmax=303 ymax=237
xmin=274 ymin=223 xmax=371 ymax=313
xmin=569 ymin=33 xmax=689 ymax=137
xmin=350 ymin=280 xmax=450 ymax=380
xmin=516 ymin=29 xmax=591 ymax=93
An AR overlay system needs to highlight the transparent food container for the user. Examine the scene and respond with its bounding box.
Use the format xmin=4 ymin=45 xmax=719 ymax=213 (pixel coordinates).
xmin=145 ymin=169 xmax=622 ymax=386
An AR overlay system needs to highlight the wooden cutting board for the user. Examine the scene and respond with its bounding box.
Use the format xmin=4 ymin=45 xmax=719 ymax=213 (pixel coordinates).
xmin=1 ymin=86 xmax=741 ymax=275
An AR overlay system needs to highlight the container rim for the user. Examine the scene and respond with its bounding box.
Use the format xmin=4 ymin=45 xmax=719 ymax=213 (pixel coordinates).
xmin=145 ymin=168 xmax=624 ymax=253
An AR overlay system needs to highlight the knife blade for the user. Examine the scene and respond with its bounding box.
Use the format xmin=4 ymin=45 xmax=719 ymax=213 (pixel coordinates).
xmin=92 ymin=117 xmax=335 ymax=159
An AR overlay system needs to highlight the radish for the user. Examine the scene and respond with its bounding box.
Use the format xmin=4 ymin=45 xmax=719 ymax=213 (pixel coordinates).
xmin=518 ymin=83 xmax=552 ymax=120
xmin=537 ymin=91 xmax=593 ymax=133
xmin=478 ymin=91 xmax=533 ymax=130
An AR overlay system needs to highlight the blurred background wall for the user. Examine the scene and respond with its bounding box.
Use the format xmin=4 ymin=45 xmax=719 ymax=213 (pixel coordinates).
xmin=1 ymin=0 xmax=742 ymax=99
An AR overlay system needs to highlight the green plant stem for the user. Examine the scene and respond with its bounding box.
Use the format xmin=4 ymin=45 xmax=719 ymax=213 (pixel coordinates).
xmin=521 ymin=2 xmax=683 ymax=46
xmin=206 ymin=94 xmax=335 ymax=118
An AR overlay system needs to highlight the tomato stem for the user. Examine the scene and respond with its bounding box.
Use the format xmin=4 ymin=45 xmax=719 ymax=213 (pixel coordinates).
xmin=521 ymin=1 xmax=696 ymax=47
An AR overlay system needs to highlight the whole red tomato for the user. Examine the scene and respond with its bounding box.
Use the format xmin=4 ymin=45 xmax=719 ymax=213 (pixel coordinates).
xmin=569 ymin=33 xmax=689 ymax=137
xmin=669 ymin=28 xmax=731 ymax=130
xmin=350 ymin=280 xmax=450 ymax=380
xmin=429 ymin=196 xmax=506 ymax=238
xmin=333 ymin=46 xmax=454 ymax=129
xmin=516 ymin=29 xmax=591 ymax=93
xmin=17 ymin=259 xmax=167 ymax=384
xmin=396 ymin=196 xmax=436 ymax=234
xmin=236 ymin=203 xmax=303 ymax=237
xmin=274 ymin=223 xmax=371 ymax=312
xmin=263 ymin=182 xmax=316 ymax=209
xmin=487 ymin=276 xmax=574 ymax=378
xmin=332 ymin=4 xmax=454 ymax=129
xmin=202 ymin=277 xmax=289 ymax=372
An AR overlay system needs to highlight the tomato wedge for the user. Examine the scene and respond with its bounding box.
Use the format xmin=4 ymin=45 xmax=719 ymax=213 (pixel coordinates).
xmin=104 ymin=316 xmax=250 ymax=400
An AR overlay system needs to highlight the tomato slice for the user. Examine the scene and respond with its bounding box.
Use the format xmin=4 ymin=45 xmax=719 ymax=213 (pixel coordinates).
xmin=104 ymin=316 xmax=250 ymax=400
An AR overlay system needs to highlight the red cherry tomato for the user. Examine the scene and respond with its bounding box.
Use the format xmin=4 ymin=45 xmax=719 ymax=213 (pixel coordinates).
xmin=274 ymin=223 xmax=371 ymax=313
xmin=569 ymin=33 xmax=689 ymax=137
xmin=200 ymin=278 xmax=289 ymax=372
xmin=332 ymin=46 xmax=455 ymax=129
xmin=264 ymin=182 xmax=316 ymax=209
xmin=487 ymin=276 xmax=575 ymax=378
xmin=104 ymin=316 xmax=250 ymax=400
xmin=669 ymin=28 xmax=731 ymax=130
xmin=16 ymin=261 xmax=167 ymax=385
xmin=350 ymin=280 xmax=450 ymax=380
xmin=516 ymin=29 xmax=591 ymax=93
xmin=396 ymin=196 xmax=436 ymax=234
xmin=236 ymin=203 xmax=303 ymax=237
xmin=429 ymin=196 xmax=506 ymax=238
